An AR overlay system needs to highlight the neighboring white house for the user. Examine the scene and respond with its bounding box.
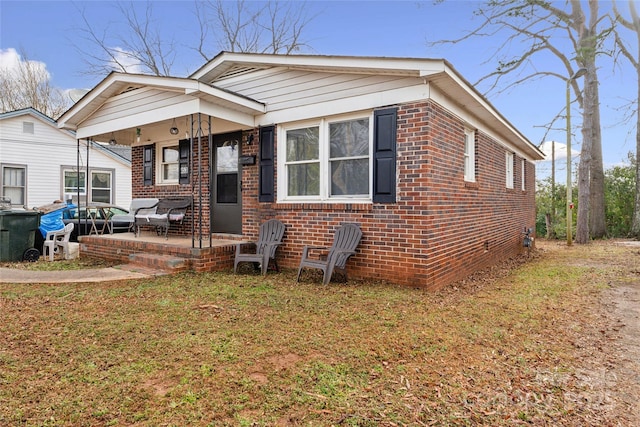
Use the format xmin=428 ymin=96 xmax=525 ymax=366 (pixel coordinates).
xmin=0 ymin=108 xmax=131 ymax=209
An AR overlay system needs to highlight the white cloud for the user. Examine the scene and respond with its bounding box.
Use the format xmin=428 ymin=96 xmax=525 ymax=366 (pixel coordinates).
xmin=0 ymin=48 xmax=51 ymax=80
xmin=537 ymin=140 xmax=581 ymax=162
xmin=109 ymin=47 xmax=144 ymax=74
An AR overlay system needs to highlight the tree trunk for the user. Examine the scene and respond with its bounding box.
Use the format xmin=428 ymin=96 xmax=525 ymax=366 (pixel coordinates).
xmin=632 ymin=2 xmax=640 ymax=238
xmin=576 ymin=136 xmax=591 ymax=243
xmin=632 ymin=98 xmax=640 ymax=237
xmin=575 ymin=2 xmax=604 ymax=244
xmin=588 ymin=72 xmax=607 ymax=239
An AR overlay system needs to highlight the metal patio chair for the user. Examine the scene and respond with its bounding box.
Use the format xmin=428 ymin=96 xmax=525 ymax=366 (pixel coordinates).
xmin=296 ymin=223 xmax=362 ymax=285
xmin=234 ymin=219 xmax=286 ymax=275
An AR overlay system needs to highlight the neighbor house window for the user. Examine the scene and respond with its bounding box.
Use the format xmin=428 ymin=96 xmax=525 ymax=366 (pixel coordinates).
xmin=1 ymin=164 xmax=27 ymax=206
xmin=280 ymin=114 xmax=370 ymax=201
xmin=158 ymin=142 xmax=179 ymax=184
xmin=64 ymin=170 xmax=86 ymax=195
xmin=521 ymin=159 xmax=526 ymax=191
xmin=91 ymin=171 xmax=112 ymax=203
xmin=464 ymin=129 xmax=475 ymax=182
xmin=506 ymin=152 xmax=514 ymax=189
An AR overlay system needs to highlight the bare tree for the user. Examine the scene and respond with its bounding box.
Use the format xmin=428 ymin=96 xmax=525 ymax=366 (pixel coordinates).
xmin=73 ymin=0 xmax=314 ymax=78
xmin=73 ymin=1 xmax=177 ymax=76
xmin=613 ymin=0 xmax=640 ymax=238
xmin=195 ymin=0 xmax=314 ymax=60
xmin=430 ymin=0 xmax=609 ymax=243
xmin=0 ymin=48 xmax=70 ymax=118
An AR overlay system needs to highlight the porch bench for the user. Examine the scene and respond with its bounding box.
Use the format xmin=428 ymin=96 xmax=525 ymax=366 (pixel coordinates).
xmin=134 ymin=196 xmax=192 ymax=239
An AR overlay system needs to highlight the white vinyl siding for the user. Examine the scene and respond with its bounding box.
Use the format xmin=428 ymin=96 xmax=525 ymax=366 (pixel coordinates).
xmin=0 ymin=112 xmax=131 ymax=208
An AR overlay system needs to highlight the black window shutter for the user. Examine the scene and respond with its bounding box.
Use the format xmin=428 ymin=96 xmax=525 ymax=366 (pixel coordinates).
xmin=373 ymin=107 xmax=397 ymax=203
xmin=143 ymin=144 xmax=154 ymax=186
xmin=259 ymin=126 xmax=275 ymax=202
xmin=178 ymin=139 xmax=190 ymax=185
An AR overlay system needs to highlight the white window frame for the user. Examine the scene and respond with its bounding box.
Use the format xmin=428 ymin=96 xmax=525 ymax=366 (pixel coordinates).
xmin=156 ymin=141 xmax=180 ymax=185
xmin=63 ymin=169 xmax=86 ymax=195
xmin=91 ymin=170 xmax=113 ymax=203
xmin=62 ymin=168 xmax=114 ymax=203
xmin=277 ymin=112 xmax=373 ymax=203
xmin=506 ymin=152 xmax=514 ymax=189
xmin=1 ymin=164 xmax=27 ymax=206
xmin=464 ymin=129 xmax=475 ymax=182
xmin=521 ymin=159 xmax=526 ymax=191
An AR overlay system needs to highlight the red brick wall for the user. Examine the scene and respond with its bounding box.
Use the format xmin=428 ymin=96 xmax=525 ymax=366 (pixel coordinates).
xmin=130 ymin=101 xmax=536 ymax=290
xmin=243 ymin=100 xmax=536 ymax=290
xmin=131 ymin=138 xmax=211 ymax=237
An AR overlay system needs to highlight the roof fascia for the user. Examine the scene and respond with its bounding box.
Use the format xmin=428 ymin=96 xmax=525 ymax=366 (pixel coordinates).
xmin=58 ymin=73 xmax=200 ymax=130
xmin=0 ymin=107 xmax=77 ymax=138
xmin=437 ymin=61 xmax=544 ymax=160
xmin=191 ymin=51 xmax=448 ymax=82
xmin=59 ymin=73 xmax=263 ymax=133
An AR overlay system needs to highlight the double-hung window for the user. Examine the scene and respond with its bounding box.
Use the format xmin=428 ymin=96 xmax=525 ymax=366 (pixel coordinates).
xmin=158 ymin=143 xmax=179 ymax=184
xmin=64 ymin=169 xmax=86 ymax=195
xmin=464 ymin=129 xmax=475 ymax=182
xmin=1 ymin=164 xmax=27 ymax=206
xmin=521 ymin=159 xmax=526 ymax=191
xmin=281 ymin=115 xmax=371 ymax=201
xmin=91 ymin=171 xmax=112 ymax=203
xmin=506 ymin=152 xmax=514 ymax=189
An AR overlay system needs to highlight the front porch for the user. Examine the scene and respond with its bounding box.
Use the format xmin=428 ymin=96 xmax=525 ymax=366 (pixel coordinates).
xmin=78 ymin=231 xmax=249 ymax=274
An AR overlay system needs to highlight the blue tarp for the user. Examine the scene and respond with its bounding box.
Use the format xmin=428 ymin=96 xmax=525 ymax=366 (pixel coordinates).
xmin=39 ymin=204 xmax=76 ymax=237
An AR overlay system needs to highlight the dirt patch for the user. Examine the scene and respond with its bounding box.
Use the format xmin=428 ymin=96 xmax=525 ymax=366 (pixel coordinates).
xmin=602 ymin=244 xmax=640 ymax=424
xmin=537 ymin=239 xmax=640 ymax=425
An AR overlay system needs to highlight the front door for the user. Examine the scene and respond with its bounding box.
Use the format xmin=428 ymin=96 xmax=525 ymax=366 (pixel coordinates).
xmin=212 ymin=132 xmax=242 ymax=234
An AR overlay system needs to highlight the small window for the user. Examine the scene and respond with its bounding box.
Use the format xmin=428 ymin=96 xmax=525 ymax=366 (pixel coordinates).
xmin=506 ymin=152 xmax=514 ymax=189
xmin=464 ymin=129 xmax=475 ymax=182
xmin=64 ymin=170 xmax=86 ymax=194
xmin=158 ymin=143 xmax=179 ymax=184
xmin=1 ymin=165 xmax=27 ymax=206
xmin=22 ymin=121 xmax=34 ymax=134
xmin=91 ymin=171 xmax=112 ymax=203
xmin=521 ymin=159 xmax=526 ymax=191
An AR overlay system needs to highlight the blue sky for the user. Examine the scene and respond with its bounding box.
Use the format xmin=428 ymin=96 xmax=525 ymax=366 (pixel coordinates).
xmin=1 ymin=0 xmax=637 ymax=180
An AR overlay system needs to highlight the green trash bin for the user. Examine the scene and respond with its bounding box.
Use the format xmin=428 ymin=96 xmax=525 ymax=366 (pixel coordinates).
xmin=0 ymin=210 xmax=42 ymax=262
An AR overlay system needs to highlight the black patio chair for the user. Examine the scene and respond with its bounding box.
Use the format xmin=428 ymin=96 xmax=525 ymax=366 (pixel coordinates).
xmin=296 ymin=223 xmax=362 ymax=285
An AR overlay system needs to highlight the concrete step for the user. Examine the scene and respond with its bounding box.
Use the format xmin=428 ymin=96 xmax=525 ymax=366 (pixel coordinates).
xmin=126 ymin=253 xmax=191 ymax=273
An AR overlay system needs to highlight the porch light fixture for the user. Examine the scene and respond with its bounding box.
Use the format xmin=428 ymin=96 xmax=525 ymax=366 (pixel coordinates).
xmin=246 ymin=134 xmax=254 ymax=145
xmin=136 ymin=127 xmax=141 ymax=143
xmin=169 ymin=118 xmax=179 ymax=135
xmin=108 ymin=132 xmax=117 ymax=146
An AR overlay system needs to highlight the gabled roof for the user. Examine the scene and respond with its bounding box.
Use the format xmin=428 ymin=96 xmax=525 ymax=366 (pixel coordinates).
xmin=192 ymin=52 xmax=543 ymax=160
xmin=56 ymin=52 xmax=543 ymax=160
xmin=0 ymin=107 xmax=71 ymax=133
xmin=57 ymin=72 xmax=265 ymax=136
xmin=1 ymin=107 xmax=131 ymax=166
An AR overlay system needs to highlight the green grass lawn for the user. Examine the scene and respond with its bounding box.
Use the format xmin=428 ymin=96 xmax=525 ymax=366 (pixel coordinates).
xmin=1 ymin=241 xmax=636 ymax=426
